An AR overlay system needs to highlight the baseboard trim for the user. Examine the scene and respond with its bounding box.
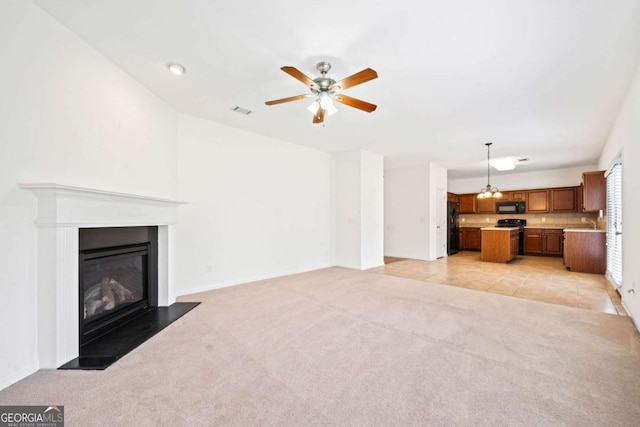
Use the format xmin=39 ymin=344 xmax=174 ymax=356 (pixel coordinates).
xmin=175 ymin=263 xmax=334 ymax=297
xmin=621 ymin=298 xmax=638 ymax=332
xmin=0 ymin=361 xmax=39 ymax=391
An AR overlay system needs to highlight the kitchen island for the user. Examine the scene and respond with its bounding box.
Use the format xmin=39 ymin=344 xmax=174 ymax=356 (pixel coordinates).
xmin=481 ymin=227 xmax=520 ymax=263
xmin=564 ymin=229 xmax=606 ymax=273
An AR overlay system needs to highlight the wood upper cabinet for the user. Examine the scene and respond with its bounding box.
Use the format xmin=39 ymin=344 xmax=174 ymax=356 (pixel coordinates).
xmin=447 ymin=192 xmax=459 ymax=203
xmin=510 ymin=191 xmax=525 ymax=201
xmin=582 ymin=171 xmax=606 ymax=212
xmin=459 ymin=194 xmax=477 ymax=214
xmin=550 ymin=187 xmax=578 ymax=213
xmin=525 ymin=190 xmax=549 ymax=213
xmin=476 ymin=196 xmax=496 ymax=214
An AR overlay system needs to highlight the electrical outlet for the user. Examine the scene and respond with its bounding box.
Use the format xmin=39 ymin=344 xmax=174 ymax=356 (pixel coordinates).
xmin=461 ymin=218 xmax=465 ymax=222
xmin=581 ymin=217 xmax=586 ymax=223
xmin=542 ymin=217 xmax=546 ymax=223
xmin=485 ymin=217 xmax=490 ymax=222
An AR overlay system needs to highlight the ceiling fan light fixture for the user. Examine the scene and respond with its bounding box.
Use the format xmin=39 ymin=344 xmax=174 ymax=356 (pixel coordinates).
xmin=307 ymin=99 xmax=320 ymax=115
xmin=265 ymin=62 xmax=378 ymax=124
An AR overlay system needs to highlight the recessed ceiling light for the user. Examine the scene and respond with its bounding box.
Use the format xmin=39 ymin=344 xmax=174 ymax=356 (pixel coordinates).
xmin=167 ymin=63 xmax=186 ymax=75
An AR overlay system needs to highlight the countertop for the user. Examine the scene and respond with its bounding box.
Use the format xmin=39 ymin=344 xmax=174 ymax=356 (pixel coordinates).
xmin=480 ymin=227 xmax=519 ymax=231
xmin=564 ymin=228 xmax=606 ymax=233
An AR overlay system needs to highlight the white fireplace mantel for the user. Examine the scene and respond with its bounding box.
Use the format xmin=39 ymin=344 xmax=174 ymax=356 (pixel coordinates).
xmin=20 ymin=183 xmax=185 ymax=369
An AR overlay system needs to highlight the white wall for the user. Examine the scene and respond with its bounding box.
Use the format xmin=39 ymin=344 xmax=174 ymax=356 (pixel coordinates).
xmin=384 ymin=165 xmax=430 ymax=260
xmin=360 ymin=150 xmax=384 ymax=270
xmin=448 ymin=165 xmax=598 ymax=194
xmin=335 ymin=150 xmax=384 ymax=270
xmin=384 ymin=163 xmax=447 ymax=261
xmin=175 ymin=114 xmax=335 ymax=294
xmin=0 ymin=2 xmax=178 ymax=389
xmin=598 ymin=60 xmax=640 ymax=326
xmin=336 ymin=151 xmax=362 ymax=269
xmin=429 ymin=163 xmax=448 ymax=259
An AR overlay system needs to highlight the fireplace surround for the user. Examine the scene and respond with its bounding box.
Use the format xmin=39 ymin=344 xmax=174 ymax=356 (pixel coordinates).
xmin=20 ymin=183 xmax=185 ymax=369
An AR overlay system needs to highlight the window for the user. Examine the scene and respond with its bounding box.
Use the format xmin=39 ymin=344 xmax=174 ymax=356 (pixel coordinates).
xmin=605 ymin=161 xmax=622 ymax=288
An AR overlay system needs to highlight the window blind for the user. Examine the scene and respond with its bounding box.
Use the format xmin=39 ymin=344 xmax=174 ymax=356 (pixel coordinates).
xmin=605 ymin=163 xmax=622 ymax=288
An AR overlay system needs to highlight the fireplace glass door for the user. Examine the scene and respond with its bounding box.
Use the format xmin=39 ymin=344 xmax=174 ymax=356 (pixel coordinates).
xmin=80 ymin=244 xmax=149 ymax=343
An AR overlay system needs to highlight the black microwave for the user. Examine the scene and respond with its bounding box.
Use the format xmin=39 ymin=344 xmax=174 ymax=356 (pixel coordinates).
xmin=496 ymin=201 xmax=526 ymax=214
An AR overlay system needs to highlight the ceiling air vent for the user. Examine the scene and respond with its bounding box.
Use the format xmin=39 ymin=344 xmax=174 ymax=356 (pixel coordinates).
xmin=231 ymin=106 xmax=252 ymax=115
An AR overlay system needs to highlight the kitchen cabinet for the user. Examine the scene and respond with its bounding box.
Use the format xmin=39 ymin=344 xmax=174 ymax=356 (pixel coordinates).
xmin=526 ymin=190 xmax=549 ymax=213
xmin=564 ymin=230 xmax=606 ymax=274
xmin=581 ymin=171 xmax=606 ymax=212
xmin=510 ymin=191 xmax=525 ymax=201
xmin=459 ymin=194 xmax=477 ymax=214
xmin=550 ymin=187 xmax=578 ymax=213
xmin=461 ymin=227 xmax=481 ymax=250
xmin=511 ymin=230 xmax=519 ymax=260
xmin=542 ymin=229 xmax=563 ymax=256
xmin=524 ymin=228 xmax=542 ymax=254
xmin=477 ymin=196 xmax=496 ymax=214
xmin=447 ymin=192 xmax=459 ymax=203
xmin=524 ymin=228 xmax=563 ymax=257
xmin=481 ymin=228 xmax=519 ymax=263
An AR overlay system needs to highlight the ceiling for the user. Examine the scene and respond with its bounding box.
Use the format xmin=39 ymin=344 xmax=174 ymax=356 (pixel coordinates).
xmin=34 ymin=0 xmax=640 ymax=179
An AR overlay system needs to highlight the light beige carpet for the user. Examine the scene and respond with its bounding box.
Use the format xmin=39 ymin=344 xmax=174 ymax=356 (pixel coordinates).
xmin=2 ymin=267 xmax=640 ymax=426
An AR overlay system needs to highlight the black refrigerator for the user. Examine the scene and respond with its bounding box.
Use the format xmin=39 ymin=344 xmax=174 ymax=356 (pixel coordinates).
xmin=447 ymin=201 xmax=460 ymax=255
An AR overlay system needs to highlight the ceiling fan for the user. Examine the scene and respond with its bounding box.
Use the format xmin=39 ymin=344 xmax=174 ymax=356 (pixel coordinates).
xmin=265 ymin=61 xmax=378 ymax=124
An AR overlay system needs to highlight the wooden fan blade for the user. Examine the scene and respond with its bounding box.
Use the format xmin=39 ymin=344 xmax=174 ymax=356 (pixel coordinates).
xmin=312 ymin=108 xmax=325 ymax=124
xmin=265 ymin=95 xmax=308 ymax=106
xmin=332 ymin=68 xmax=377 ymax=91
xmin=281 ymin=66 xmax=318 ymax=88
xmin=334 ymin=94 xmax=377 ymax=113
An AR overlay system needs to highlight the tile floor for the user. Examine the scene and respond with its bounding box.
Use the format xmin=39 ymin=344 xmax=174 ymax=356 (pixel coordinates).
xmin=370 ymin=251 xmax=625 ymax=316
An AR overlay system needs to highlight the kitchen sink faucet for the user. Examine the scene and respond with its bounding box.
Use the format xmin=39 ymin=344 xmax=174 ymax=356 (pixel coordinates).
xmin=589 ymin=220 xmax=597 ymax=229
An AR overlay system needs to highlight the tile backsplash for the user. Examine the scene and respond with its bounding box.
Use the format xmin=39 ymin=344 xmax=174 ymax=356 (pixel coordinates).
xmin=459 ymin=212 xmax=604 ymax=229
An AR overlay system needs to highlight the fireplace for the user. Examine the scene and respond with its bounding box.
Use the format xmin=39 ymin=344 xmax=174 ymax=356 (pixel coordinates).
xmin=20 ymin=183 xmax=186 ymax=369
xmin=79 ymin=227 xmax=158 ymax=345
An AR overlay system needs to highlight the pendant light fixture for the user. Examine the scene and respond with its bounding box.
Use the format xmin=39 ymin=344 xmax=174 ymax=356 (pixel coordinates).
xmin=478 ymin=142 xmax=502 ymax=199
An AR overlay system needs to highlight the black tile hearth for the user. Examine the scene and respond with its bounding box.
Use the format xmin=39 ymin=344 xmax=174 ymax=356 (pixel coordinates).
xmin=59 ymin=302 xmax=200 ymax=370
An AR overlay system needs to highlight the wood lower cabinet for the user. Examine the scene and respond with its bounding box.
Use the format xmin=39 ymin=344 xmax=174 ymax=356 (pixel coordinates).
xmin=564 ymin=231 xmax=606 ymax=274
xmin=459 ymin=194 xmax=477 ymax=214
xmin=526 ymin=190 xmax=549 ymax=213
xmin=461 ymin=227 xmax=481 ymax=251
xmin=582 ymin=171 xmax=606 ymax=212
xmin=481 ymin=228 xmax=519 ymax=263
xmin=524 ymin=228 xmax=542 ymax=254
xmin=524 ymin=228 xmax=563 ymax=257
xmin=543 ymin=229 xmax=563 ymax=256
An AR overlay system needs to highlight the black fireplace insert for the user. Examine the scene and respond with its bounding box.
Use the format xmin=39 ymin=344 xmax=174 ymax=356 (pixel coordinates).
xmin=79 ymin=227 xmax=158 ymax=345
